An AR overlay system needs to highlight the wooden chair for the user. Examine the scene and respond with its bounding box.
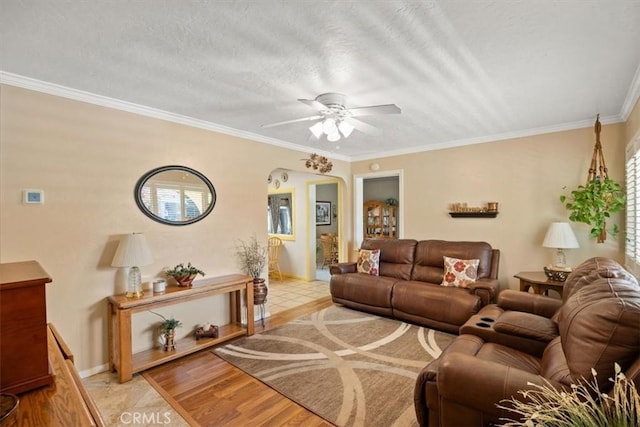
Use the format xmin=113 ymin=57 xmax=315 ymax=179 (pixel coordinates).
xmin=268 ymin=236 xmax=283 ymax=280
xmin=320 ymin=233 xmax=338 ymax=269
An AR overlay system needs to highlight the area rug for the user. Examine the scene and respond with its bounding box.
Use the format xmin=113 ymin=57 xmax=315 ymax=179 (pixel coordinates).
xmin=213 ymin=305 xmax=455 ymax=427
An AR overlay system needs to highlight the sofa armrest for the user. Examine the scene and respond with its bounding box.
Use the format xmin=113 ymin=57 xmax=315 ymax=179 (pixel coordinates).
xmin=468 ymin=278 xmax=499 ymax=305
xmin=438 ymin=352 xmax=564 ymax=420
xmin=497 ymin=289 xmax=562 ymax=318
xmin=493 ymin=311 xmax=558 ymax=343
xmin=330 ymin=262 xmax=357 ymax=275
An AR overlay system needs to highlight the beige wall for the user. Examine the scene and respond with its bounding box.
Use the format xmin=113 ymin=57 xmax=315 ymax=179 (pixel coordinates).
xmin=0 ymin=85 xmax=350 ymax=373
xmin=352 ymin=122 xmax=627 ymax=291
xmin=1 ymin=82 xmax=637 ymax=374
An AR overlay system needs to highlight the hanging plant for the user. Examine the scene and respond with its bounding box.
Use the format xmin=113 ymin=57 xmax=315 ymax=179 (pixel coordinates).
xmin=560 ymin=177 xmax=625 ymax=243
xmin=560 ymin=115 xmax=625 ymax=243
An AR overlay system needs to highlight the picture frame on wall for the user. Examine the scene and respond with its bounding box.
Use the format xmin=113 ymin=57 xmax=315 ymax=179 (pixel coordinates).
xmin=315 ymin=201 xmax=331 ymax=226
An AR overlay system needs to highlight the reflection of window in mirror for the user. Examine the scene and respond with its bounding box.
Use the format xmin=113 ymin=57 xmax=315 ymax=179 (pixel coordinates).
xmin=268 ymin=189 xmax=295 ymax=240
xmin=135 ymin=165 xmax=216 ymax=226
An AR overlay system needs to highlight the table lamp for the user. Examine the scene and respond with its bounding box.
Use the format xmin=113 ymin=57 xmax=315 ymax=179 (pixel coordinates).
xmin=542 ymin=222 xmax=579 ymax=268
xmin=112 ymin=232 xmax=153 ymax=298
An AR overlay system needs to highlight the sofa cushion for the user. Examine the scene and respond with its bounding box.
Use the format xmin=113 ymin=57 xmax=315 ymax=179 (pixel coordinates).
xmin=361 ymin=238 xmax=417 ymax=280
xmin=561 ymin=257 xmax=638 ymax=303
xmin=356 ymin=248 xmax=380 ymax=275
xmin=441 ymin=256 xmax=479 ymax=288
xmin=552 ymin=275 xmax=640 ymax=391
xmin=330 ymin=273 xmax=397 ymax=309
xmin=393 ymin=281 xmax=481 ymax=328
xmin=412 ymin=240 xmax=494 ymax=283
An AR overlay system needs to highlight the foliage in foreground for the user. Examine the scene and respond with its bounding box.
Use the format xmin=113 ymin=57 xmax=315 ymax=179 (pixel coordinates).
xmin=498 ymin=364 xmax=639 ymax=427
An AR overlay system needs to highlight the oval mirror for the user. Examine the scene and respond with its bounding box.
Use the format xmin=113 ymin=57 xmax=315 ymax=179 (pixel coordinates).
xmin=134 ymin=165 xmax=216 ymax=226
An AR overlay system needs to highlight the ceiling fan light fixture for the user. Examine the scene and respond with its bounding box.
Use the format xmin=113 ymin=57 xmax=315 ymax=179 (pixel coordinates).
xmin=327 ymin=131 xmax=341 ymax=142
xmin=309 ymin=122 xmax=324 ymax=139
xmin=338 ymin=121 xmax=354 ymax=138
xmin=322 ymin=118 xmax=337 ymax=135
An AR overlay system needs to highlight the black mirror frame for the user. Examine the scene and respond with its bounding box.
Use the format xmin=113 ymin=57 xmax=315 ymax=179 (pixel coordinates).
xmin=134 ymin=165 xmax=217 ymax=226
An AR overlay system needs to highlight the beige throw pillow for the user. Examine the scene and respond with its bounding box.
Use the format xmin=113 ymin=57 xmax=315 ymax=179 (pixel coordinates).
xmin=357 ymin=249 xmax=380 ymax=276
xmin=441 ymin=256 xmax=479 ymax=288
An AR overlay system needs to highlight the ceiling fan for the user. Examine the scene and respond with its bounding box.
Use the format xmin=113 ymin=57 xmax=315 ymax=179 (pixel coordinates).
xmin=261 ymin=93 xmax=401 ymax=142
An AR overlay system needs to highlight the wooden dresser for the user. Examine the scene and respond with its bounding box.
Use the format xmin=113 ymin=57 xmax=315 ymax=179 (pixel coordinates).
xmin=0 ymin=261 xmax=53 ymax=394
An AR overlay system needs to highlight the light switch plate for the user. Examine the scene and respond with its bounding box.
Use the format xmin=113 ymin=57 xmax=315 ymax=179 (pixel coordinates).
xmin=23 ymin=189 xmax=44 ymax=204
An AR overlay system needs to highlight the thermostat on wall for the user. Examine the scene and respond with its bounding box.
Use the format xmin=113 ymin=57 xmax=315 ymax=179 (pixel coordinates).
xmin=23 ymin=189 xmax=44 ymax=204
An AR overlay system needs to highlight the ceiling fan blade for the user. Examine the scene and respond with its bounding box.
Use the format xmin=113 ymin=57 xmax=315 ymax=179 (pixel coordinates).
xmin=298 ymin=99 xmax=328 ymax=111
xmin=261 ymin=115 xmax=323 ymax=128
xmin=348 ymin=104 xmax=401 ymax=117
xmin=345 ymin=117 xmax=381 ymax=136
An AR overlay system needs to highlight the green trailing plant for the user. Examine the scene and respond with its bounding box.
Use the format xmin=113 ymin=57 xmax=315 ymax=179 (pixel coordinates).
xmin=235 ymin=234 xmax=267 ymax=279
xmin=150 ymin=311 xmax=182 ymax=333
xmin=498 ymin=363 xmax=639 ymax=427
xmin=560 ymin=177 xmax=625 ymax=243
xmin=165 ymin=262 xmax=205 ymax=278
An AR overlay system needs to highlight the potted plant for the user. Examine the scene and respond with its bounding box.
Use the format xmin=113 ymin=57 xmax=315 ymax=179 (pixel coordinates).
xmin=165 ymin=262 xmax=205 ymax=287
xmin=498 ymin=363 xmax=639 ymax=426
xmin=560 ymin=177 xmax=625 ymax=243
xmin=235 ymin=235 xmax=268 ymax=305
xmin=150 ymin=311 xmax=182 ymax=351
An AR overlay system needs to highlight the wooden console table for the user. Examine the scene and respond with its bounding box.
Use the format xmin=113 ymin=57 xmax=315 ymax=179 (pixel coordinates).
xmin=108 ymin=274 xmax=254 ymax=383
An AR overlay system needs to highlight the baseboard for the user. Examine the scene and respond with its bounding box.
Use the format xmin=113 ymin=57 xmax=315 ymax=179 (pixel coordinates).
xmin=79 ymin=363 xmax=109 ymax=379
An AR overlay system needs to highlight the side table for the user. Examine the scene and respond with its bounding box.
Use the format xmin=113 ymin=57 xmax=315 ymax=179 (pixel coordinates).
xmin=514 ymin=271 xmax=564 ymax=298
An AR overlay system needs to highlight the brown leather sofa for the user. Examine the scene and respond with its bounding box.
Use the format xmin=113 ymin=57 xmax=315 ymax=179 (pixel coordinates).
xmin=414 ymin=257 xmax=640 ymax=426
xmin=330 ymin=239 xmax=500 ymax=334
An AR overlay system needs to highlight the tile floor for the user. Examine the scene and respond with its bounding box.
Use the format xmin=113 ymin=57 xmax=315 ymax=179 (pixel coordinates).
xmin=83 ymin=276 xmax=330 ymax=426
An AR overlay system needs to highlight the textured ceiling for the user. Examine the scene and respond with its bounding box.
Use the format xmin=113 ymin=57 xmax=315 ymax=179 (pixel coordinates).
xmin=1 ymin=1 xmax=639 ymax=160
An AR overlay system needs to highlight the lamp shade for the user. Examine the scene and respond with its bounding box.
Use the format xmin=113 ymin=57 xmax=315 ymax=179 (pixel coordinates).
xmin=111 ymin=232 xmax=153 ymax=267
xmin=542 ymin=222 xmax=579 ymax=249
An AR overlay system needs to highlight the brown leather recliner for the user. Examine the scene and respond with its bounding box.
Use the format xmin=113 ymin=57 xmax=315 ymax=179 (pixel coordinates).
xmin=414 ymin=257 xmax=640 ymax=426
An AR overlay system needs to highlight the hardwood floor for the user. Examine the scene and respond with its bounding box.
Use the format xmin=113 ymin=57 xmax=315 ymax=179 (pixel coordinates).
xmin=143 ymin=296 xmax=335 ymax=426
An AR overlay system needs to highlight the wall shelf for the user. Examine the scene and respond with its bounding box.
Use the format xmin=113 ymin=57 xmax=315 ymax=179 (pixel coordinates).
xmin=449 ymin=212 xmax=499 ymax=218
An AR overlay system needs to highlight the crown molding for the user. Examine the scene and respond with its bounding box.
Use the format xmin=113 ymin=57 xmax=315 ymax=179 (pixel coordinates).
xmin=1 ymin=71 xmax=634 ymax=164
xmin=350 ymin=114 xmax=624 ymax=162
xmin=0 ymin=71 xmax=348 ymax=162
xmin=621 ymin=63 xmax=640 ymax=121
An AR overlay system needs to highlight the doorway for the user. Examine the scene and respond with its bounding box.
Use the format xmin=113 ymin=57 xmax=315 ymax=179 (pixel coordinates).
xmin=354 ymin=170 xmax=403 ymax=246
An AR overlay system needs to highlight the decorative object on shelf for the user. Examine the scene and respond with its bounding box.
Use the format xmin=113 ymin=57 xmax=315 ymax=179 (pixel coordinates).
xmin=151 ymin=311 xmax=182 ymax=351
xmin=273 ymin=179 xmax=280 ymax=189
xmin=303 ymin=153 xmax=333 ymax=174
xmin=542 ymin=222 xmax=579 ymax=268
xmin=152 ymin=279 xmax=166 ymax=293
xmin=165 ymin=262 xmax=205 ymax=287
xmin=560 ymin=115 xmax=625 ymax=243
xmin=111 ymin=232 xmax=154 ymax=298
xmin=315 ymin=201 xmax=331 ymax=226
xmin=281 ymin=172 xmax=288 ymax=182
xmin=543 ymin=266 xmax=572 ymax=282
xmin=194 ymin=324 xmax=219 ymax=340
xmin=498 ymin=363 xmax=639 ymax=426
xmin=267 ymin=174 xmax=272 ymax=183
xmin=235 ymin=234 xmax=268 ymax=325
xmin=385 ymin=198 xmax=398 ymax=206
xmin=449 ymin=202 xmax=499 ymax=218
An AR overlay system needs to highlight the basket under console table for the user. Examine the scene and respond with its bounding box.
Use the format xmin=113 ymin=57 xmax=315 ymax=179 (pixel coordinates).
xmin=108 ymin=274 xmax=254 ymax=383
